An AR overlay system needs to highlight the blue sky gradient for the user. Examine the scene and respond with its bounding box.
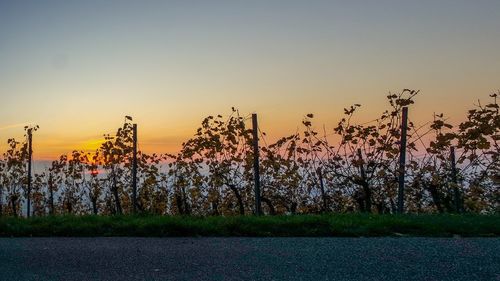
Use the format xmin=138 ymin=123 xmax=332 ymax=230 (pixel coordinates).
xmin=1 ymin=0 xmax=499 ymax=158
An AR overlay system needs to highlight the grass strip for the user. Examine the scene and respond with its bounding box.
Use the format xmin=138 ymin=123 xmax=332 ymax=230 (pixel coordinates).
xmin=0 ymin=214 xmax=498 ymax=237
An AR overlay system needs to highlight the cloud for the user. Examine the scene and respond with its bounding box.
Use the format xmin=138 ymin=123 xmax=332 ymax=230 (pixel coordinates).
xmin=0 ymin=122 xmax=32 ymax=131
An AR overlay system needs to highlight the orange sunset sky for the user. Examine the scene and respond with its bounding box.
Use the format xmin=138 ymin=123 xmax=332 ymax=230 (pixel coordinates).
xmin=1 ymin=1 xmax=499 ymax=160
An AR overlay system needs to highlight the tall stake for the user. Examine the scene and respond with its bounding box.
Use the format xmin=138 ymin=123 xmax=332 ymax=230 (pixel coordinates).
xmin=317 ymin=167 xmax=328 ymax=213
xmin=397 ymin=107 xmax=408 ymax=214
xmin=132 ymin=123 xmax=138 ymax=214
xmin=252 ymin=114 xmax=262 ymax=216
xmin=450 ymin=146 xmax=461 ymax=213
xmin=27 ymin=129 xmax=33 ymax=218
xmin=357 ymin=148 xmax=371 ymax=212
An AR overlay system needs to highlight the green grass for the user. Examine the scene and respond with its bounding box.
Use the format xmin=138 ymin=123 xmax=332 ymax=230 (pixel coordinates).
xmin=0 ymin=214 xmax=498 ymax=237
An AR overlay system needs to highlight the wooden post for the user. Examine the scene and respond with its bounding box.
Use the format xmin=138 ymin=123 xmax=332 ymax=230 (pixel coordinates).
xmin=450 ymin=146 xmax=461 ymax=213
xmin=27 ymin=129 xmax=33 ymax=218
xmin=252 ymin=114 xmax=262 ymax=216
xmin=357 ymin=149 xmax=366 ymax=182
xmin=317 ymin=167 xmax=328 ymax=213
xmin=132 ymin=123 xmax=138 ymax=214
xmin=397 ymin=107 xmax=408 ymax=214
xmin=48 ymin=173 xmax=54 ymax=216
xmin=357 ymin=148 xmax=371 ymax=212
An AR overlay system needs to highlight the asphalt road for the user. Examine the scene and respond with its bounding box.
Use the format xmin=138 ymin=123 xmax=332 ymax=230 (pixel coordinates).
xmin=0 ymin=238 xmax=498 ymax=281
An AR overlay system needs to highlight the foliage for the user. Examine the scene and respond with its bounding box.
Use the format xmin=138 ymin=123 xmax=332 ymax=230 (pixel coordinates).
xmin=0 ymin=91 xmax=498 ymax=217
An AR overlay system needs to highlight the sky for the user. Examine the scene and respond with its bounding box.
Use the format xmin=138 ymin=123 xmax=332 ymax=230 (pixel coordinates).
xmin=0 ymin=0 xmax=499 ymax=160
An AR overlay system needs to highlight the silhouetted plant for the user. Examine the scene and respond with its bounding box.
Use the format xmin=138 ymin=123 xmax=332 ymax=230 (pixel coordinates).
xmin=0 ymin=91 xmax=497 ymax=217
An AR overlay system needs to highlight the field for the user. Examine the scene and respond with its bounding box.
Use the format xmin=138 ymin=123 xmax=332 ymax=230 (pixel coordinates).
xmin=0 ymin=214 xmax=498 ymax=237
